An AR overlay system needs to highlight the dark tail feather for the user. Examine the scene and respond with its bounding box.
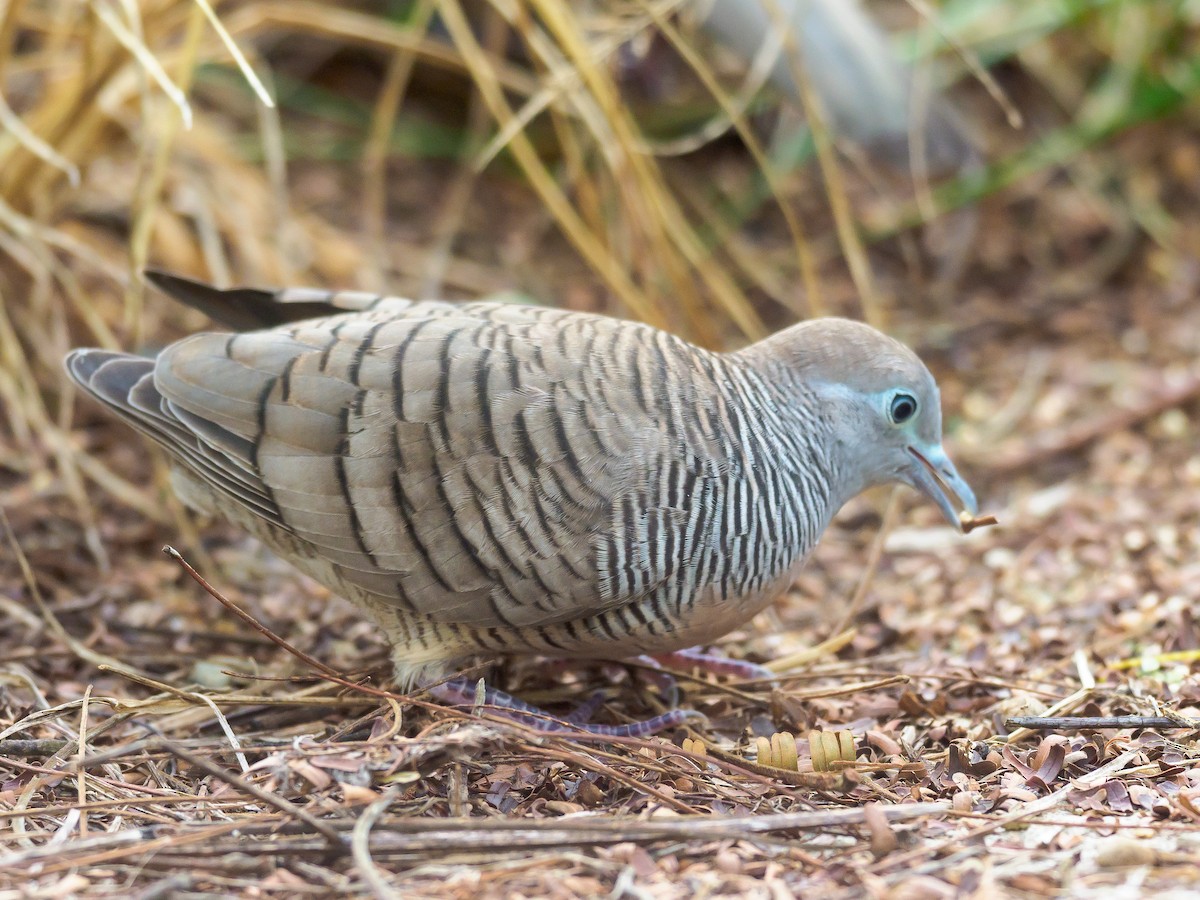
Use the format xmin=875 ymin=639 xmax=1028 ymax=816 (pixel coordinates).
xmin=65 ymin=350 xmax=152 ymax=406
xmin=64 ymin=350 xmax=201 ymax=456
xmin=64 ymin=348 xmax=283 ymax=522
xmin=144 ymin=270 xmax=349 ymax=330
xmin=65 ymin=350 xmax=164 ymax=435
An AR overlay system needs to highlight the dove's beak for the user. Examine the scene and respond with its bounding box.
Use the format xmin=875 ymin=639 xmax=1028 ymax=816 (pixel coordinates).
xmin=905 ymin=444 xmax=978 ymax=531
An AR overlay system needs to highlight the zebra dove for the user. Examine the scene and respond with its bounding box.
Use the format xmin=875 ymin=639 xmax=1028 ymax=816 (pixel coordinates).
xmin=66 ymin=272 xmax=978 ymax=734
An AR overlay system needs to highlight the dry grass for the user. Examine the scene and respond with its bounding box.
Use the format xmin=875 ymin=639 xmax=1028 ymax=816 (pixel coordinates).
xmin=3 ymin=0 xmax=1200 ymax=895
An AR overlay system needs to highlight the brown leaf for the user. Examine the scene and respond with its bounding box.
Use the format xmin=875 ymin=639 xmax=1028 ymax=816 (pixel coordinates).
xmin=341 ymin=783 xmax=379 ymax=806
xmin=863 ymin=802 xmax=898 ymax=858
xmin=310 ymin=754 xmax=367 ymax=772
xmin=1103 ymin=780 xmax=1134 ymax=812
xmin=288 ymin=760 xmax=333 ymax=791
xmin=1030 ymin=741 xmax=1066 ymax=789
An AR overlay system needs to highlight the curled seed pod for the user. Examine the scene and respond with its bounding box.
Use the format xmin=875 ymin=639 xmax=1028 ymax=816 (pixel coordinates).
xmin=773 ymin=732 xmax=798 ymax=771
xmin=810 ymin=729 xmax=856 ymax=772
xmin=755 ymin=732 xmax=799 ymax=770
xmin=755 ymin=736 xmax=773 ymax=766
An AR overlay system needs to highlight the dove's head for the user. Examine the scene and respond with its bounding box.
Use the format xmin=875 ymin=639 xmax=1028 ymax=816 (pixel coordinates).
xmin=747 ymin=317 xmax=978 ymax=530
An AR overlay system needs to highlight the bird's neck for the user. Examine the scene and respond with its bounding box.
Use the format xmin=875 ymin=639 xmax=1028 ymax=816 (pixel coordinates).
xmin=712 ymin=357 xmax=842 ymax=571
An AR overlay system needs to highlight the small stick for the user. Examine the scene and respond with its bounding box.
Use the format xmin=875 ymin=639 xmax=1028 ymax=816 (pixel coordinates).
xmin=833 ymin=487 xmax=901 ymax=635
xmin=960 ymin=513 xmax=999 ymax=534
xmin=1006 ymin=715 xmax=1200 ymax=731
xmin=77 ymin=684 xmax=91 ymax=838
xmin=159 ymin=738 xmax=346 ymax=855
xmin=351 ymin=786 xmax=403 ymax=900
xmin=163 ymin=546 xmax=343 ymax=680
xmin=0 ymin=739 xmax=71 ymax=757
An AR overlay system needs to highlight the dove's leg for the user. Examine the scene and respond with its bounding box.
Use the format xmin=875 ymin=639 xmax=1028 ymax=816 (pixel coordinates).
xmin=631 ymin=648 xmax=775 ymax=707
xmin=428 ymin=647 xmax=770 ymax=735
xmin=427 ymin=679 xmax=701 ymax=737
xmin=535 ymin=648 xmax=775 ymax=705
xmin=647 ymin=649 xmax=775 ymax=682
xmin=561 ymin=689 xmax=609 ymax=725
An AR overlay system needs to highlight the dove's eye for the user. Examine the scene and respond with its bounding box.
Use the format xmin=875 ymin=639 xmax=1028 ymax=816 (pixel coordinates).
xmin=889 ymin=392 xmax=918 ymax=424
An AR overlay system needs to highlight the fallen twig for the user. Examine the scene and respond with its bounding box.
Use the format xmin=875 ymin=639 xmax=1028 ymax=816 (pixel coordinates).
xmin=1006 ymin=715 xmax=1200 ymax=731
xmin=130 ymin=802 xmax=955 ymax=858
xmin=158 ymin=738 xmax=347 ymax=856
xmin=163 ymin=546 xmax=345 ymax=680
xmin=960 ymin=513 xmax=999 ymax=533
xmin=0 ymin=738 xmax=71 ymax=757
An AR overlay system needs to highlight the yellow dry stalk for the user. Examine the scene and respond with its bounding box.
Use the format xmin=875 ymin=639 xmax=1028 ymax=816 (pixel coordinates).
xmin=0 ymin=1 xmax=358 ymax=541
xmin=525 ymin=0 xmax=768 ymax=343
xmin=0 ymin=1 xmax=336 ymax=267
xmin=361 ymin=0 xmax=439 ymax=292
xmin=764 ymin=628 xmax=858 ymax=673
xmin=0 ymin=3 xmax=259 ymax=289
xmin=222 ymin=1 xmax=537 ymax=94
xmin=809 ymin=729 xmax=856 ymax=772
xmin=515 ymin=5 xmax=684 ymax=289
xmin=418 ymin=7 xmax=509 ymax=300
xmin=475 ymin=0 xmax=765 ymax=343
xmin=755 ymin=731 xmax=798 ymax=771
xmin=437 ymin=0 xmax=665 ymax=332
xmin=127 ymin=1 xmax=207 ymax=344
xmin=0 ymin=15 xmax=118 ymax=212
xmin=639 ymin=4 xmax=823 ymax=320
xmin=743 ymin=0 xmax=881 ymax=328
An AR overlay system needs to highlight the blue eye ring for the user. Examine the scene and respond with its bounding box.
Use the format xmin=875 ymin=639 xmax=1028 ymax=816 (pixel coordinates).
xmin=889 ymin=392 xmax=918 ymax=424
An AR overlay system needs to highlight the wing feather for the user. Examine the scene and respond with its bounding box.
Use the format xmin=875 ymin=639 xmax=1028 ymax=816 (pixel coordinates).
xmin=69 ymin=278 xmax=728 ymax=630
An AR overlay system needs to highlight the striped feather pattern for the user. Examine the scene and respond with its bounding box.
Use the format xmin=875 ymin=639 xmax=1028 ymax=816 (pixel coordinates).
xmin=66 ymin=275 xmax=943 ymax=687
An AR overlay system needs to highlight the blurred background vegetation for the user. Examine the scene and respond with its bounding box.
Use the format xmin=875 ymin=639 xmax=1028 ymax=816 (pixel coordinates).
xmin=0 ymin=0 xmax=1198 ymax=542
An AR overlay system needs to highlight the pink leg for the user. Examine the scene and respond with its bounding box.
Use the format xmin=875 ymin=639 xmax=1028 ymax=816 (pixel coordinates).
xmin=647 ymin=648 xmax=775 ymax=682
xmin=562 ymin=689 xmax=609 ymax=725
xmin=625 ymin=649 xmax=774 ymax=708
xmin=427 ymin=679 xmax=702 ymax=737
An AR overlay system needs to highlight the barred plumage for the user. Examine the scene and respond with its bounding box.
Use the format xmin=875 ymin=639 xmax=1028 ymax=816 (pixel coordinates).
xmin=66 ymin=271 xmax=977 ymax=694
